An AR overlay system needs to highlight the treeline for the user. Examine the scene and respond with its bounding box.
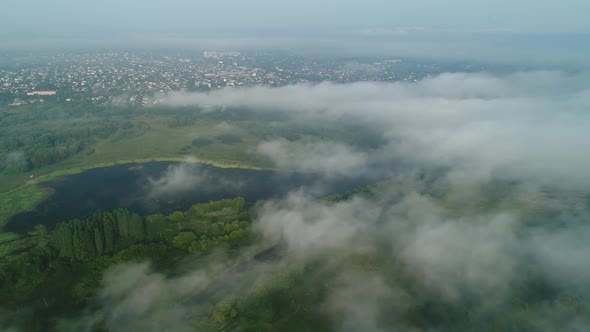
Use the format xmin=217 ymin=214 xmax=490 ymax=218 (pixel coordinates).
xmin=53 ymin=209 xmax=151 ymax=260
xmin=0 ymin=197 xmax=253 ymax=331
xmin=170 ymin=197 xmax=251 ymax=252
xmin=0 ymin=101 xmax=150 ymax=174
xmin=0 ymin=122 xmax=121 ymax=172
xmin=51 ymin=197 xmax=250 ymax=260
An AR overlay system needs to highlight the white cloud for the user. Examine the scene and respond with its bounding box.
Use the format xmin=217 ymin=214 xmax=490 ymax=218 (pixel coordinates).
xmin=257 ymin=138 xmax=368 ymax=176
xmin=145 ymin=158 xmax=207 ymax=199
xmin=60 ymin=71 xmax=590 ymax=331
xmin=212 ymin=121 xmax=235 ymax=132
xmin=163 ymin=71 xmax=590 ymax=189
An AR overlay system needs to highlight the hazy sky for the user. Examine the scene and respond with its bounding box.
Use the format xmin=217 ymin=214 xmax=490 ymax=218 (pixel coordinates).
xmin=1 ymin=0 xmax=589 ymax=65
xmin=3 ymin=0 xmax=589 ymax=35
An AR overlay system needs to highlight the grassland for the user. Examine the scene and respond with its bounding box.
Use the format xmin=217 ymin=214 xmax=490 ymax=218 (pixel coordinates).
xmin=0 ymin=234 xmax=20 ymax=257
xmin=0 ymin=184 xmax=52 ymax=228
xmin=1 ymin=116 xmax=272 ymax=191
xmin=62 ymin=118 xmax=257 ymax=166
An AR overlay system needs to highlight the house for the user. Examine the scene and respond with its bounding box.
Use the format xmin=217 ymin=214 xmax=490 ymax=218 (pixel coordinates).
xmin=26 ymin=90 xmax=57 ymax=96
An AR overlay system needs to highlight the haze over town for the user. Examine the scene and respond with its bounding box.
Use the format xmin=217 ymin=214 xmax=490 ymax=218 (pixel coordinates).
xmin=2 ymin=0 xmax=590 ymax=65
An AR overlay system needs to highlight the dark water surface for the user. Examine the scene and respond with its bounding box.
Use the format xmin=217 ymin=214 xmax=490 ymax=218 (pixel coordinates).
xmin=5 ymin=162 xmax=374 ymax=233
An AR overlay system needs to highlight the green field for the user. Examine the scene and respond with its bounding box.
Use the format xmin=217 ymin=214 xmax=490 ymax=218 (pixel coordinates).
xmin=1 ymin=117 xmax=270 ymax=190
xmin=52 ymin=117 xmax=267 ymax=170
xmin=0 ymin=184 xmax=52 ymax=228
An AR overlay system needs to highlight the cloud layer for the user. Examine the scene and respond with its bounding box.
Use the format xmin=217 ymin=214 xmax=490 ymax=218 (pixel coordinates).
xmin=164 ymin=71 xmax=590 ymax=189
xmin=257 ymin=138 xmax=367 ymax=176
xmin=145 ymin=158 xmax=208 ymax=199
xmin=159 ymin=72 xmax=590 ymax=330
xmin=252 ymin=183 xmax=590 ymax=331
xmin=62 ymin=71 xmax=590 ymax=331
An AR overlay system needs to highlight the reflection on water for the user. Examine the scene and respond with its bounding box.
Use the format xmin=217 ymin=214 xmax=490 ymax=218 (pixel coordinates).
xmin=5 ymin=162 xmax=374 ymax=233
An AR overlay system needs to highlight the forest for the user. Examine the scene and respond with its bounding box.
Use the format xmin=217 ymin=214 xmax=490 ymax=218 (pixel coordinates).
xmin=0 ymin=197 xmax=252 ymax=331
xmin=1 ymin=178 xmax=590 ymax=331
xmin=0 ymin=102 xmax=146 ymax=175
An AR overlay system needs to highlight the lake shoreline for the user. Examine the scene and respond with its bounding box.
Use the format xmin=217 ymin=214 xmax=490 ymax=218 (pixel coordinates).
xmin=35 ymin=157 xmax=272 ymax=183
xmin=0 ymin=158 xmax=270 ymax=230
xmin=4 ymin=161 xmax=375 ymax=234
xmin=0 ymin=158 xmax=272 ymax=195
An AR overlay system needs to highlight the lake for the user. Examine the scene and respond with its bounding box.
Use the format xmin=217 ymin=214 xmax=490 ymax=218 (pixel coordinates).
xmin=4 ymin=162 xmax=376 ymax=233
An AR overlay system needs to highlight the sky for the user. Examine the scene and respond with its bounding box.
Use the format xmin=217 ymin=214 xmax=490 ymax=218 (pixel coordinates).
xmin=2 ymin=0 xmax=590 ymax=35
xmin=1 ymin=0 xmax=589 ymax=65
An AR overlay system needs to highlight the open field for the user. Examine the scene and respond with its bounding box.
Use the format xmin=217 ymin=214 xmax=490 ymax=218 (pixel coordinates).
xmin=0 ymin=115 xmax=274 ymax=191
xmin=0 ymin=184 xmax=52 ymax=228
xmin=64 ymin=117 xmax=266 ymax=168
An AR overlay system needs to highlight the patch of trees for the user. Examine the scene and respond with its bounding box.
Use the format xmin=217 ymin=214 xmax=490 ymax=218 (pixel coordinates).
xmin=0 ymin=197 xmax=253 ymax=331
xmin=210 ymin=260 xmax=333 ymax=331
xmin=52 ymin=209 xmax=155 ymax=260
xmin=0 ymin=103 xmax=156 ymax=175
xmin=0 ymin=122 xmax=121 ymax=172
xmin=169 ymin=197 xmax=251 ymax=252
xmin=187 ymin=197 xmax=247 ymax=219
xmin=167 ymin=114 xmax=197 ymax=128
xmin=50 ymin=197 xmax=250 ymax=260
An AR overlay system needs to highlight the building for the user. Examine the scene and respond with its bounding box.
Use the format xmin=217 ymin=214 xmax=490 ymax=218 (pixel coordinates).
xmin=203 ymin=51 xmax=240 ymax=59
xmin=26 ymin=90 xmax=57 ymax=96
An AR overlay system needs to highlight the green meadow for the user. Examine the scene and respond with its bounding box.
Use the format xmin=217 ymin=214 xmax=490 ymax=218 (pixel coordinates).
xmin=0 ymin=185 xmax=52 ymax=228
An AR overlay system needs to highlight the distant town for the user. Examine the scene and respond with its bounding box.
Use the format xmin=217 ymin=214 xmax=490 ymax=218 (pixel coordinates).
xmin=0 ymin=50 xmax=495 ymax=107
